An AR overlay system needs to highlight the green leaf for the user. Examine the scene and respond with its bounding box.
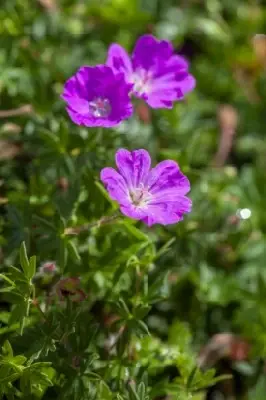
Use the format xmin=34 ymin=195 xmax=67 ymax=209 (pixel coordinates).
xmin=0 ymin=372 xmax=21 ymax=384
xmin=39 ymin=129 xmax=60 ymax=152
xmin=9 ymin=298 xmax=30 ymax=335
xmin=58 ymin=236 xmax=68 ymax=272
xmin=32 ymin=215 xmax=56 ymax=232
xmin=58 ymin=215 xmax=66 ymax=233
xmin=137 ymin=382 xmax=146 ymax=400
xmin=67 ymin=240 xmax=81 ymax=263
xmin=58 ymin=118 xmax=69 ymax=149
xmin=155 ymin=237 xmax=176 ymax=260
xmin=117 ymin=328 xmax=130 ymax=358
xmin=118 ymin=298 xmax=131 ymax=318
xmin=122 ymin=221 xmax=149 ymax=242
xmin=133 ymin=304 xmax=151 ymax=320
xmin=0 ymin=274 xmax=15 ymax=287
xmin=128 ymin=382 xmax=140 ymax=400
xmin=11 ymin=355 xmax=27 ymax=366
xmin=84 ymin=371 xmax=101 ymax=381
xmin=7 ymin=266 xmax=27 ymax=283
xmin=97 ymin=381 xmax=113 ymax=400
xmin=19 ymin=242 xmax=30 ymax=280
xmin=146 ymin=272 xmax=169 ymax=303
xmin=28 ymin=362 xmax=52 ymax=369
xmin=134 ymin=320 xmax=150 ymax=336
xmin=95 ymin=180 xmax=118 ymax=208
xmin=186 ymin=366 xmax=197 ymax=389
xmin=112 ymin=264 xmax=128 ymax=286
xmin=2 ymin=341 xmax=13 ymax=358
xmin=28 ymin=256 xmax=36 ymax=280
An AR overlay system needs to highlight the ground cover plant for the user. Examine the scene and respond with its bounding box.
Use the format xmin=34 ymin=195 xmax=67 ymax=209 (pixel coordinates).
xmin=1 ymin=1 xmax=266 ymax=399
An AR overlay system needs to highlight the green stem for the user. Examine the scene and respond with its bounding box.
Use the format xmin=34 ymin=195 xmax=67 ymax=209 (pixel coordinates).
xmin=96 ymin=127 xmax=103 ymax=144
xmin=33 ymin=299 xmax=48 ymax=323
xmin=64 ymin=211 xmax=121 ymax=235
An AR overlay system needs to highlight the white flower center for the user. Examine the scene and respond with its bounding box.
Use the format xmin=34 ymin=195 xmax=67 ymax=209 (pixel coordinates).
xmin=89 ymin=97 xmax=111 ymax=118
xmin=129 ymin=185 xmax=152 ymax=207
xmin=131 ymin=68 xmax=153 ymax=95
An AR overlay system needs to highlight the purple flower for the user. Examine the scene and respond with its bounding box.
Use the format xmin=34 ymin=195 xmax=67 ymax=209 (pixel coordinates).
xmin=100 ymin=149 xmax=192 ymax=226
xmin=106 ymin=34 xmax=196 ymax=109
xmin=61 ymin=65 xmax=133 ymax=127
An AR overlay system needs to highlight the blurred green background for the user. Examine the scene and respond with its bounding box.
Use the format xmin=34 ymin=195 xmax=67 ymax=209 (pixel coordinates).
xmin=1 ymin=1 xmax=266 ymax=399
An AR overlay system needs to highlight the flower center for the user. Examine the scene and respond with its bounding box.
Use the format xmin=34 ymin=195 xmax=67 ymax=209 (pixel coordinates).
xmin=88 ymin=97 xmax=111 ymax=118
xmin=131 ymin=69 xmax=153 ymax=95
xmin=129 ymin=186 xmax=152 ymax=207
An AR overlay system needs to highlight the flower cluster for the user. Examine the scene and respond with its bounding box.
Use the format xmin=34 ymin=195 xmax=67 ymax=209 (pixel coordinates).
xmin=62 ymin=35 xmax=195 ymax=226
xmin=62 ymin=35 xmax=195 ymax=128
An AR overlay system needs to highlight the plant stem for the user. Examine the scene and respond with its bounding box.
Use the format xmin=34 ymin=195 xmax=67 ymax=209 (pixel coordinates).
xmin=64 ymin=211 xmax=121 ymax=235
xmin=33 ymin=298 xmax=48 ymax=323
xmin=96 ymin=127 xmax=103 ymax=144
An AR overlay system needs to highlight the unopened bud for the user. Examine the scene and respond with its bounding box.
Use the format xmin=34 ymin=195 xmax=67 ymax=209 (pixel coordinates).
xmin=56 ymin=277 xmax=86 ymax=303
xmin=56 ymin=177 xmax=69 ymax=192
xmin=71 ymin=355 xmax=81 ymax=369
xmin=230 ymin=338 xmax=250 ymax=361
xmin=40 ymin=261 xmax=58 ymax=275
xmin=227 ymin=215 xmax=240 ymax=226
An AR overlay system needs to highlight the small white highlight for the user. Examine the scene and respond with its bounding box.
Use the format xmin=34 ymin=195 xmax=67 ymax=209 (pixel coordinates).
xmin=238 ymin=208 xmax=252 ymax=220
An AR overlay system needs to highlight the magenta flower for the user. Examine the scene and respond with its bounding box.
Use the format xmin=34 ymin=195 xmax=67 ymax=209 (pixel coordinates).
xmin=61 ymin=65 xmax=133 ymax=127
xmin=106 ymin=34 xmax=196 ymax=109
xmin=100 ymin=149 xmax=192 ymax=226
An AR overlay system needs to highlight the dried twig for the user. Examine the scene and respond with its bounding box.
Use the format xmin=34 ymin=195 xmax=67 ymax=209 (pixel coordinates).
xmin=64 ymin=213 xmax=120 ymax=235
xmin=0 ymin=105 xmax=33 ymax=118
xmin=212 ymin=105 xmax=238 ymax=167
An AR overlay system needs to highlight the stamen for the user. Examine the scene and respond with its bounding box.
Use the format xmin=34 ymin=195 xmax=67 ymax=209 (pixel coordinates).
xmin=130 ymin=186 xmax=152 ymax=207
xmin=89 ymin=97 xmax=111 ymax=118
xmin=131 ymin=69 xmax=153 ymax=95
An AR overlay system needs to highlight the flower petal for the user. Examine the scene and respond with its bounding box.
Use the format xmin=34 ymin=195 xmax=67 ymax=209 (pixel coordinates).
xmin=146 ymin=71 xmax=195 ymax=108
xmin=142 ymin=197 xmax=192 ymax=226
xmin=120 ymin=204 xmax=148 ymax=221
xmin=100 ymin=167 xmax=130 ymax=205
xmin=145 ymin=94 xmax=175 ymax=109
xmin=66 ymin=107 xmax=124 ymax=128
xmin=64 ymin=97 xmax=89 ymax=115
xmin=150 ymin=195 xmax=192 ymax=212
xmin=61 ymin=67 xmax=91 ymax=101
xmin=106 ymin=73 xmax=133 ymax=121
xmin=132 ymin=35 xmax=173 ymax=71
xmin=165 ymin=55 xmax=189 ymax=72
xmin=142 ymin=203 xmax=181 ymax=226
xmin=106 ymin=44 xmax=132 ymax=79
xmin=115 ymin=149 xmax=151 ymax=189
xmin=179 ymin=74 xmax=196 ymax=94
xmin=150 ymin=191 xmax=192 ymax=204
xmin=148 ymin=160 xmax=191 ymax=195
